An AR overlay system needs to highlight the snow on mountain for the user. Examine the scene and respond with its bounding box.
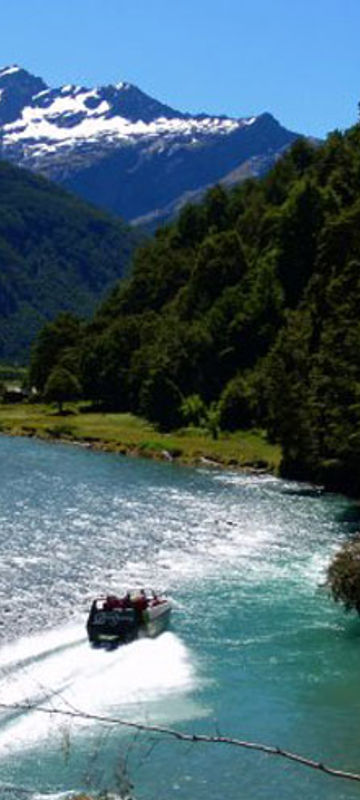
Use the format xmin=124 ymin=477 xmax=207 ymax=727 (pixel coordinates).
xmin=0 ymin=67 xmax=300 ymax=224
xmin=0 ymin=65 xmax=22 ymax=77
xmin=0 ymin=72 xmax=249 ymax=154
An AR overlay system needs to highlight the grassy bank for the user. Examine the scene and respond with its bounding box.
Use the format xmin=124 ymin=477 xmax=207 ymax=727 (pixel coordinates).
xmin=0 ymin=402 xmax=281 ymax=472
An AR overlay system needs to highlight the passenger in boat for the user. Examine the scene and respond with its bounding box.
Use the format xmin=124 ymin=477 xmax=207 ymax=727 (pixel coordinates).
xmin=151 ymin=590 xmax=160 ymax=606
xmin=133 ymin=589 xmax=148 ymax=611
xmin=122 ymin=591 xmax=132 ymax=608
xmin=129 ymin=590 xmax=148 ymax=624
xmin=104 ymin=594 xmax=122 ymax=610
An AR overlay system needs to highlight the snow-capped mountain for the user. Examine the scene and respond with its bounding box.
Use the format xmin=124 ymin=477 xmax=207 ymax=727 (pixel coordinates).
xmin=0 ymin=66 xmax=300 ymax=225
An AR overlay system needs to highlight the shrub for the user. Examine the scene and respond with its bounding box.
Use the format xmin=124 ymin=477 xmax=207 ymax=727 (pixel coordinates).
xmin=327 ymin=537 xmax=360 ymax=613
xmin=180 ymin=394 xmax=207 ymax=427
xmin=218 ymin=374 xmax=256 ymax=431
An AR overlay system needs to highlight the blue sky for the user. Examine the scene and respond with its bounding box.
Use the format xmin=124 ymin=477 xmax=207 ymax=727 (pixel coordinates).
xmin=1 ymin=0 xmax=359 ymax=137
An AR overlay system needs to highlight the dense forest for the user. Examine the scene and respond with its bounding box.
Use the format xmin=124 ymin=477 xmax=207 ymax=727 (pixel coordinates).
xmin=29 ymin=120 xmax=360 ymax=495
xmin=0 ymin=160 xmax=138 ymax=362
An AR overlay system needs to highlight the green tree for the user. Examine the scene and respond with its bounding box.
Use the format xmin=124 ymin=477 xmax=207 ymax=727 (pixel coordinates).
xmin=218 ymin=374 xmax=256 ymax=431
xmin=177 ymin=202 xmax=205 ymax=247
xmin=29 ymin=312 xmax=83 ymax=392
xmin=180 ymin=394 xmax=207 ymax=427
xmin=138 ymin=370 xmax=183 ymax=431
xmin=80 ymin=316 xmax=140 ymax=409
xmin=277 ymin=178 xmax=324 ymax=307
xmin=44 ymin=366 xmax=81 ymax=413
xmin=187 ymin=230 xmax=247 ymax=313
xmin=203 ymin=185 xmax=229 ymax=232
xmin=205 ymin=402 xmax=220 ymax=440
xmin=263 ymin=308 xmax=320 ymax=481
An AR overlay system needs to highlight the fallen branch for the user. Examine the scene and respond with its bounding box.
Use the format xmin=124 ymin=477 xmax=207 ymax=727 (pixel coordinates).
xmin=0 ymin=701 xmax=359 ymax=783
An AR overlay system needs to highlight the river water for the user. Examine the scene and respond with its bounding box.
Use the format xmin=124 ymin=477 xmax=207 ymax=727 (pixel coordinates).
xmin=0 ymin=435 xmax=359 ymax=800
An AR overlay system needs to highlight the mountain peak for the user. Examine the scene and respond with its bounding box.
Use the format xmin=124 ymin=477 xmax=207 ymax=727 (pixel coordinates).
xmin=0 ymin=65 xmax=300 ymax=225
xmin=114 ymin=80 xmax=131 ymax=91
xmin=0 ymin=65 xmax=47 ymax=125
xmin=0 ymin=64 xmax=46 ymax=86
xmin=0 ymin=64 xmax=21 ymax=78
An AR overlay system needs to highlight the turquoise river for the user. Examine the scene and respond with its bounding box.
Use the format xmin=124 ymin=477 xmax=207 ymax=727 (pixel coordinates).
xmin=0 ymin=435 xmax=360 ymax=800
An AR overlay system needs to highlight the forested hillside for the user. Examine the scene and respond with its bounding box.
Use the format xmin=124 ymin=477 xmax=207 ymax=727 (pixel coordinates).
xmin=0 ymin=160 xmax=138 ymax=361
xmin=30 ymin=122 xmax=360 ymax=495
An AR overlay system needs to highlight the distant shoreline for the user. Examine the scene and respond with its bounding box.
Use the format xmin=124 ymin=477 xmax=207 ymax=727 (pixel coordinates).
xmin=0 ymin=402 xmax=281 ymax=474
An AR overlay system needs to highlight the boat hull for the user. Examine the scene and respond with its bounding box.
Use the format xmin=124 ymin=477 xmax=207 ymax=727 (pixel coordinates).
xmin=87 ymin=598 xmax=171 ymax=645
xmin=142 ymin=602 xmax=172 ymax=638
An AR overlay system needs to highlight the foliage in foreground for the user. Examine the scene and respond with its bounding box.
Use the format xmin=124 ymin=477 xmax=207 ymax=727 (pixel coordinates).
xmin=327 ymin=537 xmax=360 ymax=614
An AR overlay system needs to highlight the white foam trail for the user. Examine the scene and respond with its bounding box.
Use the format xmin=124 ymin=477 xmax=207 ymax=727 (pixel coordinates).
xmin=0 ymin=626 xmax=199 ymax=757
xmin=0 ymin=623 xmax=84 ymax=671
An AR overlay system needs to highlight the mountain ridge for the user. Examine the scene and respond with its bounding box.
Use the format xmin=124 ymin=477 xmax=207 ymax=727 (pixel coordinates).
xmin=0 ymin=66 xmax=301 ymax=225
xmin=0 ymin=157 xmax=138 ymax=361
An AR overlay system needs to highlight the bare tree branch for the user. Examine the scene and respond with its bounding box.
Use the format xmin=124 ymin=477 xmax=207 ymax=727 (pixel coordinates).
xmin=0 ymin=701 xmax=359 ymax=784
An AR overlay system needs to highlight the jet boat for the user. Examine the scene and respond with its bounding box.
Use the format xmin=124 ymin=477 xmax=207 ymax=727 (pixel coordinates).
xmin=86 ymin=589 xmax=171 ymax=645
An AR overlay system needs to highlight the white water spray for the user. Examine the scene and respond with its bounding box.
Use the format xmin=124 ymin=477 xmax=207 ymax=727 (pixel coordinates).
xmin=0 ymin=624 xmax=199 ymax=757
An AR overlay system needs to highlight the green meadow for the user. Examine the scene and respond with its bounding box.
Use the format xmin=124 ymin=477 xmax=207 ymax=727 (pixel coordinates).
xmin=0 ymin=402 xmax=281 ymax=472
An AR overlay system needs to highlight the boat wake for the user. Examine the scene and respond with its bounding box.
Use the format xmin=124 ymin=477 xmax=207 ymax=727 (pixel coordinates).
xmin=0 ymin=623 xmax=199 ymax=758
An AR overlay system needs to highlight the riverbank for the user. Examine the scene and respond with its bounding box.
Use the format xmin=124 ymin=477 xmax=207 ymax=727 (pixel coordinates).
xmin=0 ymin=402 xmax=281 ymax=472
